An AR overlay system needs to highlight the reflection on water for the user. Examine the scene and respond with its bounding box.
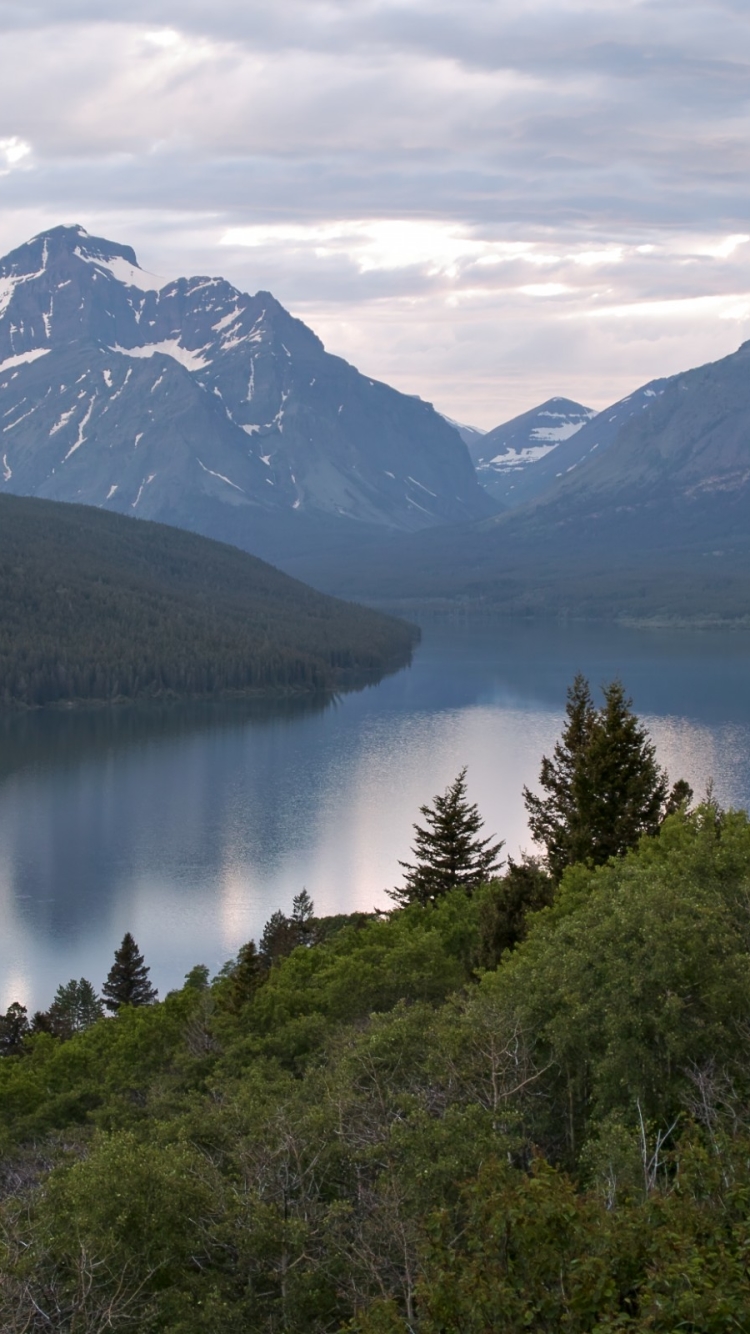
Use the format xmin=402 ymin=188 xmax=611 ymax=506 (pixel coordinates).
xmin=2 ymin=620 xmax=750 ymax=1011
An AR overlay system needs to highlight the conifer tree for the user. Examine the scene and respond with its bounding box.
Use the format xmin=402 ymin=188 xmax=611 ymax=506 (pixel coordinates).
xmin=225 ymin=939 xmax=264 ymax=1011
xmin=259 ymin=910 xmax=297 ymax=967
xmin=47 ymin=978 xmax=103 ymax=1037
xmin=291 ymin=889 xmax=316 ymax=946
xmin=391 ymin=767 xmax=504 ymax=907
xmin=102 ymin=933 xmax=158 ymax=1012
xmin=0 ymin=1002 xmax=29 ymax=1055
xmin=524 ymin=675 xmax=674 ymax=880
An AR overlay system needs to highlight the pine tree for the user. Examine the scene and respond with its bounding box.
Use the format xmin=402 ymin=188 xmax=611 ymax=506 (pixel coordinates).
xmin=259 ymin=910 xmax=297 ymax=966
xmin=225 ymin=939 xmax=264 ymax=1011
xmin=47 ymin=978 xmax=103 ymax=1037
xmin=291 ymin=889 xmax=316 ymax=946
xmin=102 ymin=933 xmax=158 ymax=1012
xmin=524 ymin=676 xmax=674 ymax=880
xmin=391 ymin=767 xmax=504 ymax=907
xmin=0 ymin=1002 xmax=29 ymax=1055
xmin=523 ymin=674 xmax=598 ymax=881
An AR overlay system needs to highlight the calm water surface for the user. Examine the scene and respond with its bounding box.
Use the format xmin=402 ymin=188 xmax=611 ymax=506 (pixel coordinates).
xmin=2 ymin=621 xmax=750 ymax=1011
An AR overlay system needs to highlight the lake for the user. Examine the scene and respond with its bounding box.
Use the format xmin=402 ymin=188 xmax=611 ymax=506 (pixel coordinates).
xmin=2 ymin=620 xmax=750 ymax=1013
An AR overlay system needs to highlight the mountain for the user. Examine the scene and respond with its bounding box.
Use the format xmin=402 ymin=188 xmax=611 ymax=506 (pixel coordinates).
xmin=441 ymin=415 xmax=487 ymax=452
xmin=467 ymin=397 xmax=595 ymax=506
xmin=479 ymin=380 xmax=676 ymax=510
xmin=0 ymin=226 xmax=493 ymax=567
xmin=0 ymin=493 xmax=416 ymax=708
xmin=295 ymin=341 xmax=750 ymax=622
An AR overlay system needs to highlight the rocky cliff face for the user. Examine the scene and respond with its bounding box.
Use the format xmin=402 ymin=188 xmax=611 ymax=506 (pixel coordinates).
xmin=0 ymin=226 xmax=493 ymax=563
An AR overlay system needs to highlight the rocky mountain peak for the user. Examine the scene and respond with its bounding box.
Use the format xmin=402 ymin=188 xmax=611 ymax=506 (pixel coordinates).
xmin=0 ymin=226 xmax=494 ymax=569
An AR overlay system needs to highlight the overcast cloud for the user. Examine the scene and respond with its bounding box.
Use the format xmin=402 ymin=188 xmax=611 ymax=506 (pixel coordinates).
xmin=0 ymin=0 xmax=749 ymax=424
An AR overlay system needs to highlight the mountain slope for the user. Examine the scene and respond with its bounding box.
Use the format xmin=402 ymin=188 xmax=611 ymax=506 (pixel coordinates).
xmin=0 ymin=494 xmax=416 ymax=707
xmin=296 ymin=341 xmax=750 ymax=621
xmin=0 ymin=226 xmax=493 ymax=566
xmin=468 ymin=397 xmax=595 ymax=505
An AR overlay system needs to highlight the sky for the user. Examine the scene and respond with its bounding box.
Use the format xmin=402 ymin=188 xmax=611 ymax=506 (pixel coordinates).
xmin=1 ymin=1 xmax=749 ymax=427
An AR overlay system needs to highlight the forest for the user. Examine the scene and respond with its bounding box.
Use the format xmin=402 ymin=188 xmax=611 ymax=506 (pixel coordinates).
xmin=0 ymin=680 xmax=748 ymax=1331
xmin=0 ymin=494 xmax=416 ymax=707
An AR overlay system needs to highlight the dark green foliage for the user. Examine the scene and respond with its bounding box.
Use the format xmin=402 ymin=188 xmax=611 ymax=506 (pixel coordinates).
xmin=0 ymin=1002 xmax=29 ymax=1055
xmin=524 ymin=675 xmax=673 ymax=879
xmin=1 ymin=809 xmax=750 ymax=1331
xmin=391 ymin=767 xmax=504 ymax=906
xmin=476 ymin=856 xmax=555 ymax=967
xmin=44 ymin=978 xmax=103 ymax=1039
xmin=224 ymin=940 xmax=264 ymax=1012
xmin=102 ymin=933 xmax=158 ymax=1011
xmin=259 ymin=891 xmax=317 ymax=967
xmin=0 ymin=493 xmax=416 ymax=707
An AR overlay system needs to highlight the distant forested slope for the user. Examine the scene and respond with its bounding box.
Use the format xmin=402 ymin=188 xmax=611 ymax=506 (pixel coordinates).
xmin=0 ymin=495 xmax=416 ymax=706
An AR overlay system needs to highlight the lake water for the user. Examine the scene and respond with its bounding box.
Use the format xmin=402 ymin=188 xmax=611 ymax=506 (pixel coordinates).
xmin=2 ymin=620 xmax=750 ymax=1013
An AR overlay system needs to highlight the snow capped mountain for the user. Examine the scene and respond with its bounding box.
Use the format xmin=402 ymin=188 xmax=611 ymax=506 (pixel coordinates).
xmin=0 ymin=226 xmax=493 ymax=565
xmin=467 ymin=397 xmax=596 ymax=506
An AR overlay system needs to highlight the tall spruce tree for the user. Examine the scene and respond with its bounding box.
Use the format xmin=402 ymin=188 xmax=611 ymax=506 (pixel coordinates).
xmin=102 ymin=933 xmax=158 ymax=1012
xmin=524 ymin=675 xmax=674 ymax=880
xmin=391 ymin=767 xmax=504 ymax=907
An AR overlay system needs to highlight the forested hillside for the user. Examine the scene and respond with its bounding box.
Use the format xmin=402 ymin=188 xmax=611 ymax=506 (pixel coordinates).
xmin=2 ymin=800 xmax=749 ymax=1329
xmin=0 ymin=494 xmax=416 ymax=706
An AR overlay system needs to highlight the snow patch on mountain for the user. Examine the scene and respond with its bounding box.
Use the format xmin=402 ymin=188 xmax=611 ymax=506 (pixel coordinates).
xmin=0 ymin=348 xmax=51 ymax=373
xmin=111 ymin=340 xmax=211 ymax=372
xmin=75 ymin=248 xmax=161 ymax=292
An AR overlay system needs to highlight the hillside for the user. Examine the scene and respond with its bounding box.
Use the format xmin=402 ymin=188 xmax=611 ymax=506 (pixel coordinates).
xmin=0 ymin=494 xmax=416 ymax=707
xmin=297 ymin=341 xmax=750 ymax=622
xmin=1 ymin=803 xmax=749 ymax=1329
xmin=0 ymin=225 xmax=493 ymax=568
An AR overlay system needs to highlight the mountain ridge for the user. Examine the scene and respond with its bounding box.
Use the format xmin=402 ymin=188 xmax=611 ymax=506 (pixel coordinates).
xmin=0 ymin=225 xmax=493 ymax=565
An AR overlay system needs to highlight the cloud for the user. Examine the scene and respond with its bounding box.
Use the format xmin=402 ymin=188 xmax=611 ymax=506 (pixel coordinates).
xmin=0 ymin=1 xmax=749 ymax=423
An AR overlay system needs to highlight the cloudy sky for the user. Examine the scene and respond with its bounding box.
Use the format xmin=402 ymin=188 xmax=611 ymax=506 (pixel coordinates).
xmin=1 ymin=0 xmax=749 ymax=426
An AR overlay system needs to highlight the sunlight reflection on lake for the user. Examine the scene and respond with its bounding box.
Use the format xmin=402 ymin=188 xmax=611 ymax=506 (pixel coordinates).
xmin=1 ymin=620 xmax=749 ymax=1011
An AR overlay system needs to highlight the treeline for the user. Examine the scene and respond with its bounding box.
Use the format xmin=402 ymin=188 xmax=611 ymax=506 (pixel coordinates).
xmin=0 ymin=494 xmax=416 ymax=706
xmin=0 ymin=682 xmax=749 ymax=1331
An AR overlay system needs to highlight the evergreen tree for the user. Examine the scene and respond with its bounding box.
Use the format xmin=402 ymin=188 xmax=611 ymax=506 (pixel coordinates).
xmin=46 ymin=978 xmax=103 ymax=1038
xmin=102 ymin=933 xmax=158 ymax=1012
xmin=524 ymin=676 xmax=673 ymax=880
xmin=391 ymin=767 xmax=504 ymax=907
xmin=259 ymin=892 xmax=317 ymax=967
xmin=225 ymin=939 xmax=264 ymax=1011
xmin=522 ymin=674 xmax=598 ymax=881
xmin=0 ymin=1001 xmax=29 ymax=1056
xmin=259 ymin=909 xmax=297 ymax=967
xmin=291 ymin=889 xmax=316 ymax=946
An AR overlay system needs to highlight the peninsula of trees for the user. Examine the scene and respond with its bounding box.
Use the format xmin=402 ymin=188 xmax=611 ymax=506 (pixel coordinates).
xmin=0 ymin=494 xmax=417 ymax=707
xmin=2 ymin=680 xmax=744 ymax=1332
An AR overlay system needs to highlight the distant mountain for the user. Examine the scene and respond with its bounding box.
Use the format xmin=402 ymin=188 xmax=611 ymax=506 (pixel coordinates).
xmin=296 ymin=341 xmax=750 ymax=622
xmin=441 ymin=415 xmax=487 ymax=452
xmin=468 ymin=397 xmax=595 ymax=506
xmin=0 ymin=226 xmax=493 ymax=566
xmin=0 ymin=493 xmax=416 ymax=707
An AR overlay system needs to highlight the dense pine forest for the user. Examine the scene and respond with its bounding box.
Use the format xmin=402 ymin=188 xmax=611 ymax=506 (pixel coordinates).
xmin=1 ymin=683 xmax=748 ymax=1332
xmin=0 ymin=495 xmax=416 ymax=707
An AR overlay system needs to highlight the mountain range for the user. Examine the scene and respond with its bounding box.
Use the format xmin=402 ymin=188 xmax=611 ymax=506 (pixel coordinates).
xmin=0 ymin=225 xmax=493 ymax=567
xmin=3 ymin=224 xmax=750 ymax=623
xmin=293 ymin=340 xmax=750 ymax=620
